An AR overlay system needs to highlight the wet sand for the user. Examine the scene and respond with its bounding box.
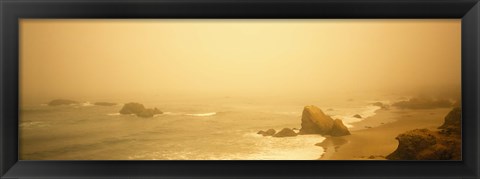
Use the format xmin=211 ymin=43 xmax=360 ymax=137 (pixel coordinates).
xmin=318 ymin=108 xmax=452 ymax=160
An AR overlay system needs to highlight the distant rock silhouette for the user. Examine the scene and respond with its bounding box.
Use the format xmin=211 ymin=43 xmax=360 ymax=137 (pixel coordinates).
xmin=120 ymin=103 xmax=146 ymax=114
xmin=353 ymin=114 xmax=362 ymax=118
xmin=48 ymin=99 xmax=78 ymax=106
xmin=371 ymin=102 xmax=389 ymax=109
xmin=387 ymin=107 xmax=461 ymax=160
xmin=392 ymin=97 xmax=452 ymax=109
xmin=299 ymin=105 xmax=350 ymax=136
xmin=119 ymin=102 xmax=163 ymax=118
xmin=263 ymin=129 xmax=276 ymax=136
xmin=94 ymin=102 xmax=117 ymax=106
xmin=258 ymin=129 xmax=276 ymax=136
xmin=273 ymin=128 xmax=297 ymax=137
xmin=137 ymin=108 xmax=155 ymax=118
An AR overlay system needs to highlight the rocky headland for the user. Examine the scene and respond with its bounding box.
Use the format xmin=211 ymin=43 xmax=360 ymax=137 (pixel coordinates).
xmin=392 ymin=97 xmax=453 ymax=109
xmin=386 ymin=107 xmax=461 ymax=160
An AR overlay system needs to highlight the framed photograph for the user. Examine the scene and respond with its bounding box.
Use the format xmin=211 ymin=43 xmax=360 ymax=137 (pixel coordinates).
xmin=1 ymin=0 xmax=479 ymax=178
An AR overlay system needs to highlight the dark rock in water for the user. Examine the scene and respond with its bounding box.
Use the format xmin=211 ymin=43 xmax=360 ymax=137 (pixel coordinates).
xmin=119 ymin=103 xmax=163 ymax=118
xmin=299 ymin=105 xmax=350 ymax=136
xmin=331 ymin=119 xmax=351 ymax=136
xmin=263 ymin=129 xmax=276 ymax=136
xmin=392 ymin=97 xmax=452 ymax=109
xmin=137 ymin=108 xmax=155 ymax=118
xmin=353 ymin=114 xmax=362 ymax=118
xmin=257 ymin=129 xmax=276 ymax=136
xmin=94 ymin=102 xmax=117 ymax=106
xmin=371 ymin=102 xmax=389 ymax=109
xmin=273 ymin=128 xmax=297 ymax=137
xmin=119 ymin=103 xmax=146 ymax=115
xmin=48 ymin=99 xmax=78 ymax=106
xmin=387 ymin=107 xmax=461 ymax=160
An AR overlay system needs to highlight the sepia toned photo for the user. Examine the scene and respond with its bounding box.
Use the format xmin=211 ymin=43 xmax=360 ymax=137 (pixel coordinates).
xmin=19 ymin=19 xmax=461 ymax=160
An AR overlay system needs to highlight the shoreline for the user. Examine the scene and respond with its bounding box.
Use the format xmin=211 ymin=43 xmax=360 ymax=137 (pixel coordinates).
xmin=318 ymin=107 xmax=452 ymax=160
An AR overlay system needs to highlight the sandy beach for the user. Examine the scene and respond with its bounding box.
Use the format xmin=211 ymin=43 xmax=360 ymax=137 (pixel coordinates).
xmin=318 ymin=107 xmax=452 ymax=160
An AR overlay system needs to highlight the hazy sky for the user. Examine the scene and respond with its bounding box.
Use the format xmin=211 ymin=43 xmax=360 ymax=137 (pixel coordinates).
xmin=20 ymin=19 xmax=460 ymax=104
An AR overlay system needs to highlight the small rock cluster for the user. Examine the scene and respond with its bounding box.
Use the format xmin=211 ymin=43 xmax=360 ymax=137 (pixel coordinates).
xmin=257 ymin=105 xmax=351 ymax=138
xmin=119 ymin=102 xmax=163 ymax=118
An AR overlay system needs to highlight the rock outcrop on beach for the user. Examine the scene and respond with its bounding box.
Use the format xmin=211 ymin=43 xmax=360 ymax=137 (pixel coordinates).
xmin=331 ymin=119 xmax=351 ymax=136
xmin=119 ymin=102 xmax=163 ymax=118
xmin=392 ymin=97 xmax=452 ymax=109
xmin=273 ymin=128 xmax=298 ymax=137
xmin=299 ymin=105 xmax=350 ymax=136
xmin=353 ymin=114 xmax=362 ymax=118
xmin=386 ymin=107 xmax=461 ymax=160
xmin=94 ymin=102 xmax=117 ymax=106
xmin=48 ymin=99 xmax=78 ymax=106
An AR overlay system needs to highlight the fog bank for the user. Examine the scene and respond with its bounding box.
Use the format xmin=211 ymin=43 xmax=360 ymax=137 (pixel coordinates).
xmin=20 ymin=19 xmax=461 ymax=105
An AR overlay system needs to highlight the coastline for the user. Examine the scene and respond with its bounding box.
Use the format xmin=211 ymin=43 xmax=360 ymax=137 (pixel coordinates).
xmin=318 ymin=107 xmax=452 ymax=160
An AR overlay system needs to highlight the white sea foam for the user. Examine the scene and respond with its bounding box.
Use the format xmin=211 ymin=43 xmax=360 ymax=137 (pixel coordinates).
xmin=330 ymin=104 xmax=382 ymax=128
xmin=236 ymin=132 xmax=325 ymax=160
xmin=107 ymin=113 xmax=121 ymax=116
xmin=81 ymin=102 xmax=94 ymax=107
xmin=126 ymin=131 xmax=325 ymax=160
xmin=185 ymin=112 xmax=217 ymax=117
xmin=162 ymin=112 xmax=182 ymax=115
xmin=20 ymin=121 xmax=50 ymax=128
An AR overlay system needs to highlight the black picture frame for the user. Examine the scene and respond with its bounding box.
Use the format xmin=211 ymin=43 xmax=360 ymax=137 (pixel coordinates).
xmin=1 ymin=0 xmax=479 ymax=178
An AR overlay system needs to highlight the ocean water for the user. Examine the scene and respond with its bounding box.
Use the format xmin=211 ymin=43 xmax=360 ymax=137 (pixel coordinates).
xmin=19 ymin=97 xmax=387 ymax=160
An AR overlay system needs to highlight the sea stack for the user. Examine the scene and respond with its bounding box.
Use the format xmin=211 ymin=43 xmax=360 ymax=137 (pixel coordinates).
xmin=299 ymin=105 xmax=350 ymax=136
xmin=119 ymin=102 xmax=163 ymax=118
